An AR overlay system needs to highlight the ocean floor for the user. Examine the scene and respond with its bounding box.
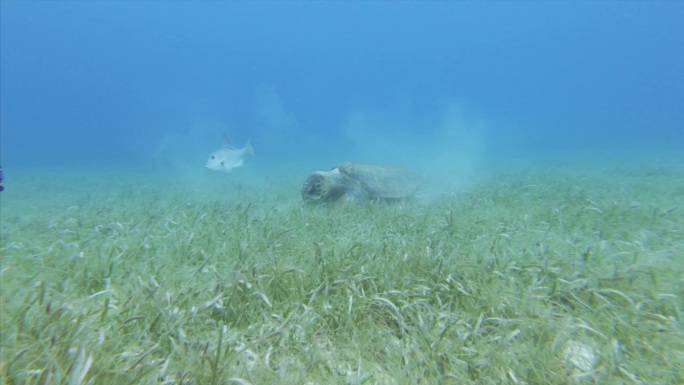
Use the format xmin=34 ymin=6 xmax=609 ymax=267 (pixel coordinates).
xmin=1 ymin=153 xmax=683 ymax=384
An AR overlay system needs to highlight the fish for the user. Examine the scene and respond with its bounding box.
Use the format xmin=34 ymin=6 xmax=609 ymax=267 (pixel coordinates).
xmin=204 ymin=136 xmax=255 ymax=172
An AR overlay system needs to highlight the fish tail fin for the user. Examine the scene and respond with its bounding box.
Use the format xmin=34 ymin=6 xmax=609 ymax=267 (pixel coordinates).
xmin=245 ymin=139 xmax=256 ymax=156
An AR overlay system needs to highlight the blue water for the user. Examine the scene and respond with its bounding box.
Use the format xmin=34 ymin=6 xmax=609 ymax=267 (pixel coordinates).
xmin=1 ymin=1 xmax=683 ymax=174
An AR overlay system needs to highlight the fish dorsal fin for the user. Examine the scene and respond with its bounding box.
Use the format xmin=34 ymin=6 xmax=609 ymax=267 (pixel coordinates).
xmin=222 ymin=135 xmax=237 ymax=149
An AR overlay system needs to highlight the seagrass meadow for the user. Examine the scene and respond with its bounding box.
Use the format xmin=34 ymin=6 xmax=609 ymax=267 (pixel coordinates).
xmin=1 ymin=154 xmax=683 ymax=385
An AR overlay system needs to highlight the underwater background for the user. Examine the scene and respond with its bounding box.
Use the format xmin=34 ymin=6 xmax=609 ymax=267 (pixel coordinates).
xmin=1 ymin=1 xmax=683 ymax=384
xmin=1 ymin=1 xmax=683 ymax=175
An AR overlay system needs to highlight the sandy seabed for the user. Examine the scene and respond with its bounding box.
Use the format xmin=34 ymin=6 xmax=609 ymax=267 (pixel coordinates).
xmin=1 ymin=152 xmax=682 ymax=384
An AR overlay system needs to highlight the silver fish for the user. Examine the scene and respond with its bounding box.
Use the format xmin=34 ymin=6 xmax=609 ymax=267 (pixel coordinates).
xmin=204 ymin=136 xmax=255 ymax=172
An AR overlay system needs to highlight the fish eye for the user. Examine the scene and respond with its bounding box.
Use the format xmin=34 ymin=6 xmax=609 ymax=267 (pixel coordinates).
xmin=211 ymin=156 xmax=215 ymax=159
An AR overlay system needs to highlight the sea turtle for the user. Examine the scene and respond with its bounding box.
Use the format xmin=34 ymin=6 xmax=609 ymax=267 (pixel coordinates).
xmin=301 ymin=162 xmax=421 ymax=205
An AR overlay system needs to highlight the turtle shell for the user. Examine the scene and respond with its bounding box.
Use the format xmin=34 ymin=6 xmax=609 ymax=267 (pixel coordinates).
xmin=336 ymin=162 xmax=420 ymax=200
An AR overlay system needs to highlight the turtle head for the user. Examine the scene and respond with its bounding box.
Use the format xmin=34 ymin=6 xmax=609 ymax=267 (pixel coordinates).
xmin=301 ymin=168 xmax=346 ymax=204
